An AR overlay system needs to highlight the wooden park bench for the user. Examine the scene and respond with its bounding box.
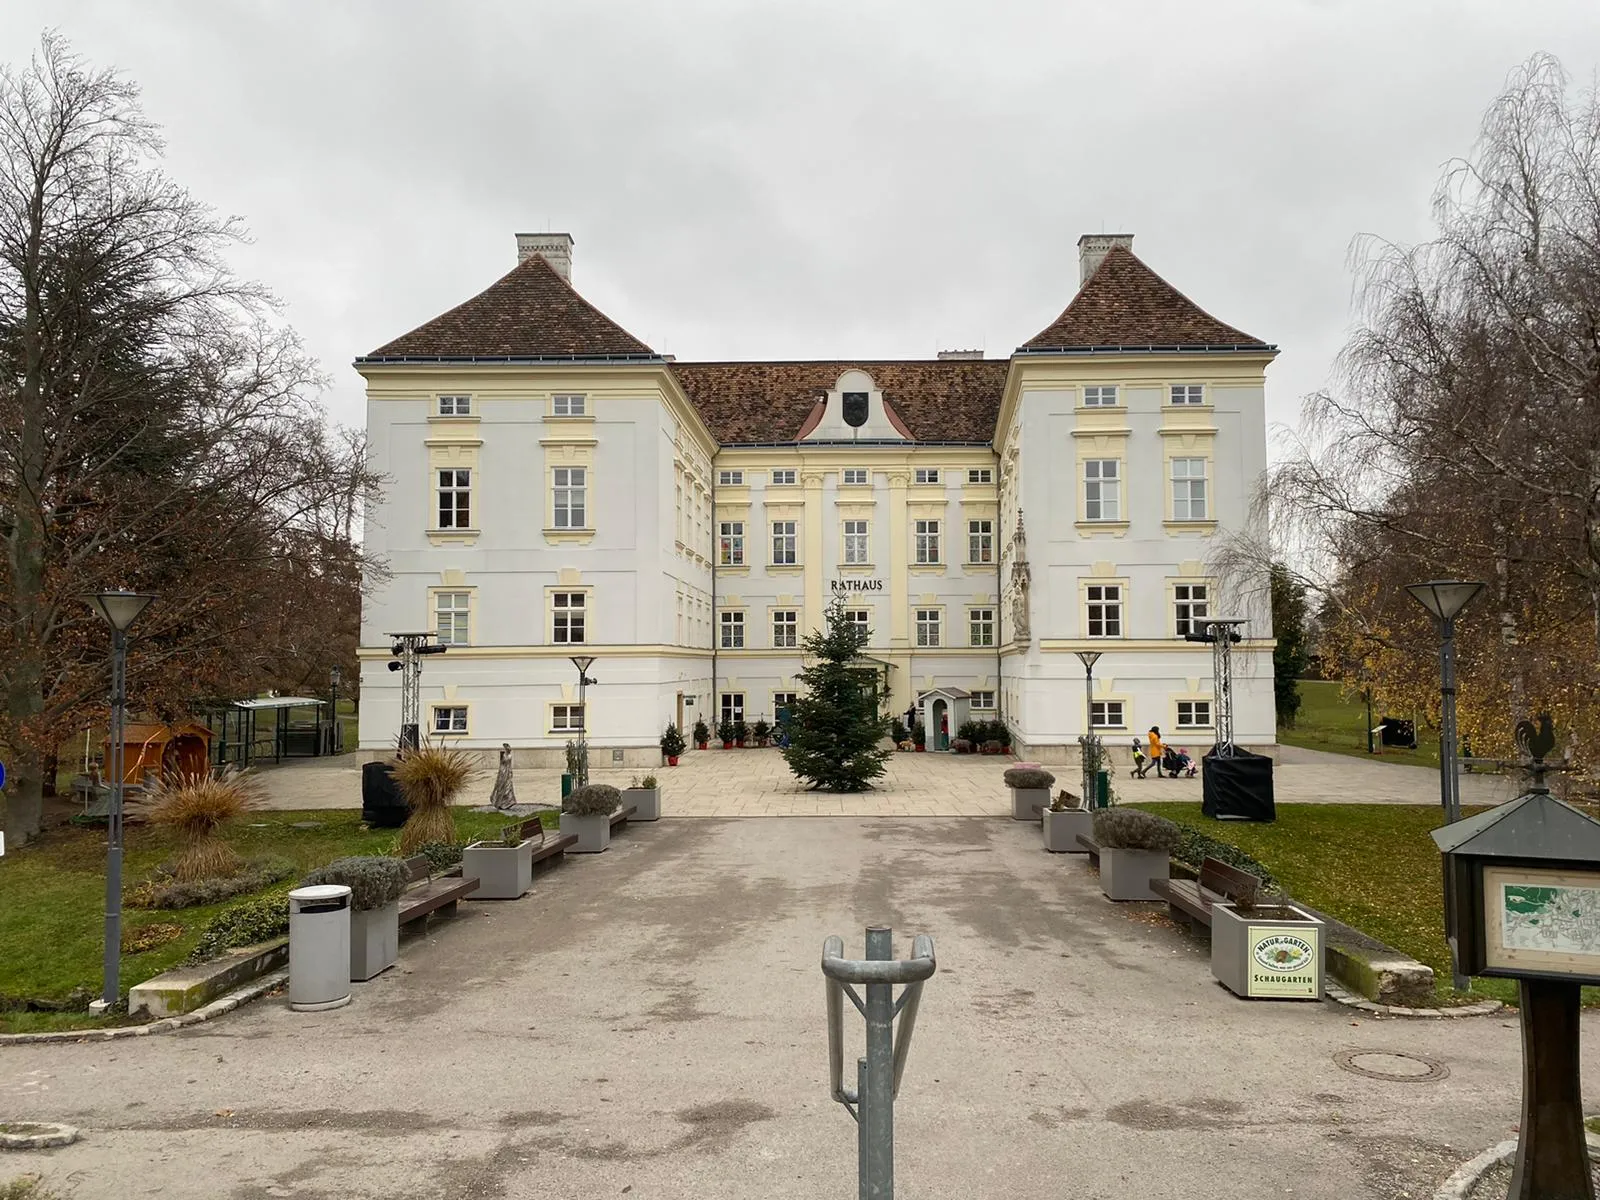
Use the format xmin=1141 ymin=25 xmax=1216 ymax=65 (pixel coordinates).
xmin=1075 ymin=834 xmax=1101 ymax=865
xmin=523 ymin=817 xmax=578 ymax=874
xmin=608 ymin=804 xmax=637 ymax=833
xmin=1148 ymin=856 xmax=1262 ymax=932
xmin=398 ymin=854 xmax=479 ymax=927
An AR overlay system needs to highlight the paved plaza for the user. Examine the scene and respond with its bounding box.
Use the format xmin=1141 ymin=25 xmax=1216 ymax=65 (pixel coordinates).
xmin=4 ymin=816 xmax=1594 ymax=1199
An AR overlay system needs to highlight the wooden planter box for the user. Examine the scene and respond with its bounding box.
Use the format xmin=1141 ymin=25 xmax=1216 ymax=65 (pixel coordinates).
xmin=561 ymin=811 xmax=612 ymax=853
xmin=1100 ymin=847 xmax=1170 ymax=901
xmin=350 ymin=901 xmax=399 ymax=981
xmin=1042 ymin=808 xmax=1093 ymax=852
xmin=462 ymin=839 xmax=537 ymax=899
xmin=623 ymin=786 xmax=661 ymax=821
xmin=1211 ymin=902 xmax=1325 ymax=1000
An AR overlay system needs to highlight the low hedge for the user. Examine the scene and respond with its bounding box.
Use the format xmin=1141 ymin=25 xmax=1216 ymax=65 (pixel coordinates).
xmin=126 ymin=856 xmax=296 ymax=910
xmin=1168 ymin=823 xmax=1278 ymax=889
xmin=185 ymin=890 xmax=292 ymax=964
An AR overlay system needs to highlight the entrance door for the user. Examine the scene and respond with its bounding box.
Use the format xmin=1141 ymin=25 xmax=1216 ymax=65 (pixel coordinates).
xmin=676 ymin=692 xmax=684 ymax=733
xmin=932 ymin=698 xmax=949 ymax=750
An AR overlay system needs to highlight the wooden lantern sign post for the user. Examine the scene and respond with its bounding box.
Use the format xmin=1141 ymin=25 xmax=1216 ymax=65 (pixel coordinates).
xmin=1432 ymin=717 xmax=1599 ymax=1200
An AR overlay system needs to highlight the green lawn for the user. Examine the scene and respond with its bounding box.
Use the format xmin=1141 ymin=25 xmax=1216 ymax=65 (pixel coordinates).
xmin=1280 ymin=679 xmax=1439 ymax=769
xmin=0 ymin=805 xmax=524 ymax=1032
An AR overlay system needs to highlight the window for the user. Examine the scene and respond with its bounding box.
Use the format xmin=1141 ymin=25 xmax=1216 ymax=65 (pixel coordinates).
xmin=967 ymin=468 xmax=993 ymax=485
xmin=913 ymin=468 xmax=941 ymax=485
xmin=1170 ymin=384 xmax=1204 ymax=406
xmin=914 ymin=519 xmax=940 ymax=564
xmin=1084 ymin=385 xmax=1119 ymax=407
xmin=1083 ymin=459 xmax=1120 ymax=521
xmin=553 ymin=466 xmax=586 ymax=529
xmin=432 ymin=706 xmax=468 ymax=734
xmin=843 ymin=609 xmax=871 ymax=638
xmin=967 ymin=519 xmax=993 ymax=564
xmin=771 ymin=520 xmax=798 ymax=565
xmin=552 ymin=704 xmax=585 ymax=733
xmin=772 ymin=610 xmax=798 ymax=648
xmin=1172 ymin=458 xmax=1209 ymax=521
xmin=970 ymin=689 xmax=996 ymax=711
xmin=1175 ymin=583 xmax=1209 ymax=637
xmin=718 ymin=470 xmax=744 ymax=486
xmin=1090 ymin=700 xmax=1125 ymax=728
xmin=1087 ymin=584 xmax=1122 ymax=637
xmin=719 ymin=521 xmax=745 ymax=566
xmin=969 ymin=607 xmax=995 ymax=647
xmin=720 ymin=611 xmax=745 ymax=649
xmin=915 ymin=608 xmax=942 ymax=647
xmin=720 ymin=693 xmax=745 ymax=724
xmin=842 ymin=468 xmax=869 ymax=486
xmin=437 ymin=394 xmax=471 ymax=416
xmin=434 ymin=591 xmax=470 ymax=646
xmin=770 ymin=469 xmax=797 ymax=485
xmin=773 ymin=691 xmax=798 ymax=715
xmin=843 ymin=519 xmax=870 ymax=564
xmin=438 ymin=469 xmax=471 ymax=528
xmin=553 ymin=592 xmax=587 ymax=644
xmin=552 ymin=393 xmax=587 ymax=416
xmin=1178 ymin=700 xmax=1213 ymax=728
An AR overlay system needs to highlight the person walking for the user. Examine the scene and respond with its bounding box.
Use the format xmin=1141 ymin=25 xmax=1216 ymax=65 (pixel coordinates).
xmin=1147 ymin=726 xmax=1166 ymax=778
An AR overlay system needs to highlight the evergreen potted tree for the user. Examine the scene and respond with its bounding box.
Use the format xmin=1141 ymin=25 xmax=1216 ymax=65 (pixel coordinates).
xmin=717 ymin=717 xmax=735 ymax=749
xmin=997 ymin=725 xmax=1013 ymax=756
xmin=561 ymin=783 xmax=622 ymax=853
xmin=624 ymin=773 xmax=662 ymax=822
xmin=1091 ymin=809 xmax=1179 ymax=901
xmin=912 ymin=721 xmax=926 ymax=752
xmin=733 ymin=717 xmax=748 ymax=747
xmin=1042 ymin=790 xmax=1095 ymax=853
xmin=781 ymin=597 xmax=892 ymax=791
xmin=889 ymin=717 xmax=909 ymax=750
xmin=693 ymin=718 xmax=711 ymax=751
xmin=752 ymin=717 xmax=771 ymax=747
xmin=660 ymin=722 xmax=686 ymax=766
xmin=462 ymin=820 xmax=540 ymax=899
xmin=1003 ymin=765 xmax=1055 ymax=821
xmin=300 ymin=856 xmax=407 ymax=980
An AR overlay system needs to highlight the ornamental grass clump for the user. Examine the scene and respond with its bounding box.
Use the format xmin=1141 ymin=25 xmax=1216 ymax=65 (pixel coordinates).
xmin=393 ymin=743 xmax=477 ymax=853
xmin=1092 ymin=808 xmax=1180 ymax=853
xmin=300 ymin=856 xmax=408 ymax=911
xmin=1003 ymin=767 xmax=1056 ymax=790
xmin=564 ymin=783 xmax=622 ymax=817
xmin=135 ymin=767 xmax=263 ymax=882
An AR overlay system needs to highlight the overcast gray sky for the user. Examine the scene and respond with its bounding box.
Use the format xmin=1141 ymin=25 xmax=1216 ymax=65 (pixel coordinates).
xmin=5 ymin=1 xmax=1598 ymax=439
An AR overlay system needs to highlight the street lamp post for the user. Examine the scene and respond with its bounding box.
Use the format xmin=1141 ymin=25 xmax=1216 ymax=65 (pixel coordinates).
xmin=329 ymin=665 xmax=342 ymax=755
xmin=82 ymin=590 xmax=156 ymax=1013
xmin=1404 ymin=580 xmax=1485 ymax=826
xmin=1074 ymin=650 xmax=1102 ymax=808
xmin=570 ymin=655 xmax=596 ymax=788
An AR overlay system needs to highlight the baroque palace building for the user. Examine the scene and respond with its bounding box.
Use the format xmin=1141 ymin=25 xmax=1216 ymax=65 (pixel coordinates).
xmin=357 ymin=232 xmax=1278 ymax=765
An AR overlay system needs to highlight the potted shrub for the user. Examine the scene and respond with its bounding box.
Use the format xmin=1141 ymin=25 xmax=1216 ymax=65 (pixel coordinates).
xmin=1211 ymin=892 xmax=1326 ymax=1000
xmin=625 ymin=774 xmax=662 ymax=822
xmin=912 ymin=722 xmax=926 ymax=752
xmin=752 ymin=717 xmax=771 ymax=747
xmin=717 ymin=717 xmax=736 ymax=749
xmin=693 ymin=718 xmax=711 ymax=751
xmin=1042 ymin=790 xmax=1095 ymax=853
xmin=733 ymin=717 xmax=748 ymax=747
xmin=300 ymin=855 xmax=407 ymax=980
xmin=951 ymin=738 xmax=972 ymax=754
xmin=1003 ymin=765 xmax=1055 ymax=821
xmin=561 ymin=783 xmax=622 ymax=853
xmin=997 ymin=725 xmax=1013 ymax=755
xmin=462 ymin=821 xmax=540 ymax=900
xmin=660 ymin=722 xmax=686 ymax=766
xmin=889 ymin=717 xmax=909 ymax=749
xmin=982 ymin=739 xmax=1002 ymax=755
xmin=393 ymin=742 xmax=476 ymax=854
xmin=1091 ymin=808 xmax=1179 ymax=901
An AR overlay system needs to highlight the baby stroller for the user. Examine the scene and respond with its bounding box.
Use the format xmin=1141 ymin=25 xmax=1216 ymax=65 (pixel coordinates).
xmin=1163 ymin=746 xmax=1197 ymax=778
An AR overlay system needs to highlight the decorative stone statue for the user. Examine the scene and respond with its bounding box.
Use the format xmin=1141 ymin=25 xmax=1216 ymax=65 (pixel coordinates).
xmin=1009 ymin=510 xmax=1032 ymax=644
xmin=489 ymin=742 xmax=517 ymax=810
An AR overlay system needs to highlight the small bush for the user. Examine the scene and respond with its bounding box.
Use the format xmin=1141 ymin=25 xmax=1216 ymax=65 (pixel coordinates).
xmin=415 ymin=841 xmax=464 ymax=871
xmin=660 ymin=723 xmax=686 ymax=758
xmin=185 ymin=891 xmax=291 ymax=964
xmin=752 ymin=718 xmax=771 ymax=743
xmin=1 ymin=1177 xmax=67 ymax=1200
xmin=564 ymin=783 xmax=621 ymax=817
xmin=1093 ymin=808 xmax=1180 ymax=852
xmin=717 ymin=718 xmax=735 ymax=743
xmin=951 ymin=738 xmax=972 ymax=753
xmin=121 ymin=922 xmax=185 ymax=954
xmin=1004 ymin=767 xmax=1056 ymax=789
xmin=912 ymin=722 xmax=926 ymax=746
xmin=638 ymin=774 xmax=659 ymax=789
xmin=1169 ymin=824 xmax=1277 ymax=889
xmin=300 ymin=855 xmax=407 ymax=911
xmin=733 ymin=718 xmax=749 ymax=742
xmin=133 ymin=767 xmax=262 ymax=882
xmin=890 ymin=718 xmax=909 ymax=744
xmin=982 ymin=740 xmax=1002 ymax=753
xmin=693 ymin=719 xmax=710 ymax=744
xmin=127 ymin=856 xmax=296 ymax=910
xmin=393 ymin=743 xmax=476 ymax=854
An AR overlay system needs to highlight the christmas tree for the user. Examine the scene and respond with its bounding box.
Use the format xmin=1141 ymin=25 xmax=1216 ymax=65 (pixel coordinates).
xmin=782 ymin=597 xmax=892 ymax=791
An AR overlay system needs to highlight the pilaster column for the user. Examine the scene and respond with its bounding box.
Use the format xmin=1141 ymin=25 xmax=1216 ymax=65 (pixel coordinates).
xmin=803 ymin=471 xmax=825 ymax=628
xmin=888 ymin=470 xmax=910 ymax=647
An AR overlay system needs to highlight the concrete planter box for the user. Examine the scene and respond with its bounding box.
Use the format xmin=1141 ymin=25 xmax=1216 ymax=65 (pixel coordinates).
xmin=1042 ymin=807 xmax=1094 ymax=853
xmin=1211 ymin=902 xmax=1325 ymax=1000
xmin=462 ymin=839 xmax=537 ymax=899
xmin=1099 ymin=847 xmax=1170 ymax=901
xmin=350 ymin=901 xmax=399 ymax=981
xmin=1010 ymin=786 xmax=1050 ymax=821
xmin=624 ymin=787 xmax=661 ymax=822
xmin=561 ymin=811 xmax=612 ymax=853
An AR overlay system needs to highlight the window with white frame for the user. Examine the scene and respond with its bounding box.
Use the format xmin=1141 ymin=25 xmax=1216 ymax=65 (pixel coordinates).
xmin=770 ymin=469 xmax=797 ymax=485
xmin=967 ymin=467 xmax=993 ymax=485
xmin=771 ymin=520 xmax=798 ymax=565
xmin=968 ymin=519 xmax=993 ymax=563
xmin=1177 ymin=700 xmax=1213 ymax=728
xmin=552 ymin=393 xmax=587 ymax=416
xmin=772 ymin=609 xmax=798 ymax=648
xmin=437 ymin=469 xmax=471 ymax=528
xmin=842 ymin=519 xmax=869 ymax=564
xmin=1084 ymin=385 xmax=1119 ymax=407
xmin=1087 ymin=584 xmax=1122 ymax=637
xmin=1169 ymin=384 xmax=1204 ymax=406
xmin=970 ymin=689 xmax=996 ymax=710
xmin=842 ymin=468 xmax=869 ymax=486
xmin=720 ymin=693 xmax=745 ymax=724
xmin=913 ymin=468 xmax=940 ymax=485
xmin=1083 ymin=459 xmax=1120 ymax=521
xmin=718 ymin=470 xmax=744 ymax=486
xmin=773 ymin=691 xmax=798 ymax=715
xmin=843 ymin=609 xmax=871 ymax=638
xmin=1174 ymin=583 xmax=1209 ymax=637
xmin=914 ymin=519 xmax=940 ymax=564
xmin=553 ymin=466 xmax=587 ymax=528
xmin=552 ymin=703 xmax=584 ymax=733
xmin=719 ymin=520 xmax=745 ymax=566
xmin=432 ymin=705 xmax=468 ymax=734
xmin=437 ymin=394 xmax=472 ymax=416
xmin=915 ymin=608 xmax=942 ymax=647
xmin=1171 ymin=458 xmax=1209 ymax=520
xmin=434 ymin=591 xmax=470 ymax=646
xmin=969 ymin=607 xmax=995 ymax=647
xmin=720 ymin=610 xmax=745 ymax=649
xmin=1090 ymin=700 xmax=1125 ymax=728
xmin=552 ymin=592 xmax=587 ymax=644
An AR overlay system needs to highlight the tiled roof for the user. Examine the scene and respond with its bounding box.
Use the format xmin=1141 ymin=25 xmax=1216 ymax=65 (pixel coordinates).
xmin=363 ymin=254 xmax=655 ymax=360
xmin=670 ymin=360 xmax=1008 ymax=444
xmin=1019 ymin=246 xmax=1267 ymax=352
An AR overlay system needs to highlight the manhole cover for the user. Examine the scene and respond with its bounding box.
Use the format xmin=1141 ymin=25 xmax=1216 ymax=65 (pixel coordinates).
xmin=1332 ymin=1049 xmax=1450 ymax=1082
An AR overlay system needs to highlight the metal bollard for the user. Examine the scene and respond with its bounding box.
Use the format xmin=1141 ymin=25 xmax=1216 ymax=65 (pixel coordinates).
xmin=822 ymin=926 xmax=936 ymax=1199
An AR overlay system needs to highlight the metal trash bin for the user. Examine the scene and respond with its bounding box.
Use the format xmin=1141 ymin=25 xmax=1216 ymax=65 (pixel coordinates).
xmin=288 ymin=884 xmax=353 ymax=1011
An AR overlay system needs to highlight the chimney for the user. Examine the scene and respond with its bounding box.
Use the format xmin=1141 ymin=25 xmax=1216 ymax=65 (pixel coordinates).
xmin=937 ymin=349 xmax=984 ymax=361
xmin=1077 ymin=233 xmax=1134 ymax=287
xmin=516 ymin=232 xmax=574 ymax=281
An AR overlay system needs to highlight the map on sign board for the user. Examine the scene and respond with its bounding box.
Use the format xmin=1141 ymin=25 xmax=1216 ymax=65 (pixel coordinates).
xmin=1484 ymin=865 xmax=1600 ymax=976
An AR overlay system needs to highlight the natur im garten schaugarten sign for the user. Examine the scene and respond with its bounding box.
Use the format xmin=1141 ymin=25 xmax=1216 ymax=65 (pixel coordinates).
xmin=1247 ymin=926 xmax=1321 ymax=998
